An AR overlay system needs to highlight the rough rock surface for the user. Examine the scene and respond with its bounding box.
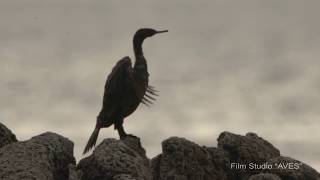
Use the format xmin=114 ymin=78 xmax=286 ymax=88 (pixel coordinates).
xmin=0 ymin=125 xmax=319 ymax=180
xmin=248 ymin=173 xmax=282 ymax=180
xmin=217 ymin=132 xmax=280 ymax=179
xmin=0 ymin=132 xmax=75 ymax=180
xmin=151 ymin=132 xmax=319 ymax=180
xmin=265 ymin=156 xmax=320 ymax=180
xmin=69 ymin=164 xmax=82 ymax=180
xmin=0 ymin=122 xmax=17 ymax=148
xmin=151 ymin=137 xmax=231 ymax=180
xmin=217 ymin=132 xmax=280 ymax=164
xmin=77 ymin=136 xmax=152 ymax=180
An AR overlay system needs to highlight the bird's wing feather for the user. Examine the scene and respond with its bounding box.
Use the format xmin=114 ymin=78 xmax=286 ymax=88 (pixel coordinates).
xmin=141 ymin=85 xmax=159 ymax=106
xmin=102 ymin=56 xmax=132 ymax=110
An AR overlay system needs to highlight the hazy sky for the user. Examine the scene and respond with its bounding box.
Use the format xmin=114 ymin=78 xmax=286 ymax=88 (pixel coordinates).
xmin=1 ymin=0 xmax=319 ymax=170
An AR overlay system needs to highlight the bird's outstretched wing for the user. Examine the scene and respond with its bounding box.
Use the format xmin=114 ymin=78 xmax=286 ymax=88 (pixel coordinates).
xmin=102 ymin=56 xmax=132 ymax=110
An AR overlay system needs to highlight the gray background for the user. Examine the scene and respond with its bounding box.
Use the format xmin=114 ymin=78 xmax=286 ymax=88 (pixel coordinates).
xmin=0 ymin=0 xmax=319 ymax=170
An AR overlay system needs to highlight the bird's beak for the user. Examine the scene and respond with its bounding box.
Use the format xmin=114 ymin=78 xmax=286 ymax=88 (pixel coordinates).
xmin=156 ymin=30 xmax=168 ymax=33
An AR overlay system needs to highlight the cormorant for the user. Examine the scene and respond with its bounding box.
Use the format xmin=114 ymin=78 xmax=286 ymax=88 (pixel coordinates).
xmin=83 ymin=28 xmax=168 ymax=154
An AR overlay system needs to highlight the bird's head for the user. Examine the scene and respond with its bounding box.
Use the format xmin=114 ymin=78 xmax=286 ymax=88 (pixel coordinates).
xmin=134 ymin=28 xmax=168 ymax=40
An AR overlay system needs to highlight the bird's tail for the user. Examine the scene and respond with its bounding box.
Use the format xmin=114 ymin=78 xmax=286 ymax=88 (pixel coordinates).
xmin=83 ymin=126 xmax=100 ymax=154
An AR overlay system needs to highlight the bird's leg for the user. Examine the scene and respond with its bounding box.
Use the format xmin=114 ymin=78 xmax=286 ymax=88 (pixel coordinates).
xmin=114 ymin=119 xmax=128 ymax=138
xmin=115 ymin=119 xmax=137 ymax=139
xmin=116 ymin=123 xmax=128 ymax=138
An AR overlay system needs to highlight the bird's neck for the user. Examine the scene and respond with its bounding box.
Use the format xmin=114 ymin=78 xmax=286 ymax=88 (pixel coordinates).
xmin=133 ymin=36 xmax=147 ymax=67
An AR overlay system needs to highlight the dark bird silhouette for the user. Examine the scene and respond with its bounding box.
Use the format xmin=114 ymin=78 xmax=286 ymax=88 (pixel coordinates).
xmin=83 ymin=28 xmax=168 ymax=154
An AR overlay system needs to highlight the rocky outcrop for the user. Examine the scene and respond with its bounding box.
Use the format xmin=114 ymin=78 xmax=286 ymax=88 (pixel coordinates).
xmin=217 ymin=132 xmax=281 ymax=180
xmin=0 ymin=132 xmax=75 ymax=180
xmin=151 ymin=132 xmax=320 ymax=180
xmin=265 ymin=156 xmax=320 ymax=180
xmin=151 ymin=137 xmax=231 ymax=180
xmin=248 ymin=173 xmax=281 ymax=180
xmin=0 ymin=122 xmax=319 ymax=180
xmin=217 ymin=132 xmax=280 ymax=163
xmin=0 ymin=122 xmax=17 ymax=148
xmin=77 ymin=136 xmax=152 ymax=180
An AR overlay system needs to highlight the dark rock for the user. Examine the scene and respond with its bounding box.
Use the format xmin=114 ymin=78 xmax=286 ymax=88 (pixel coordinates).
xmin=217 ymin=132 xmax=280 ymax=179
xmin=205 ymin=147 xmax=236 ymax=180
xmin=0 ymin=122 xmax=17 ymax=148
xmin=77 ymin=136 xmax=152 ymax=180
xmin=151 ymin=137 xmax=231 ymax=180
xmin=113 ymin=174 xmax=136 ymax=180
xmin=69 ymin=164 xmax=82 ymax=180
xmin=0 ymin=132 xmax=76 ymax=180
xmin=217 ymin=132 xmax=280 ymax=163
xmin=249 ymin=173 xmax=282 ymax=180
xmin=265 ymin=156 xmax=320 ymax=180
xmin=0 ymin=125 xmax=319 ymax=180
xmin=150 ymin=154 xmax=162 ymax=180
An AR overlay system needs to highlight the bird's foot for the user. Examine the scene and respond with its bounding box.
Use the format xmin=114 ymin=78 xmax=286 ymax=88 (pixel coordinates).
xmin=120 ymin=134 xmax=138 ymax=140
xmin=127 ymin=134 xmax=138 ymax=138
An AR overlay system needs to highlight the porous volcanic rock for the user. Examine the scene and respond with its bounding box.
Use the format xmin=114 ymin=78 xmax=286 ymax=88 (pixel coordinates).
xmin=0 ymin=132 xmax=75 ymax=180
xmin=77 ymin=136 xmax=152 ymax=180
xmin=69 ymin=164 xmax=82 ymax=180
xmin=248 ymin=173 xmax=282 ymax=180
xmin=0 ymin=122 xmax=17 ymax=148
xmin=265 ymin=156 xmax=320 ymax=180
xmin=217 ymin=132 xmax=280 ymax=163
xmin=217 ymin=132 xmax=280 ymax=179
xmin=1 ymin=125 xmax=319 ymax=180
xmin=151 ymin=137 xmax=231 ymax=180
